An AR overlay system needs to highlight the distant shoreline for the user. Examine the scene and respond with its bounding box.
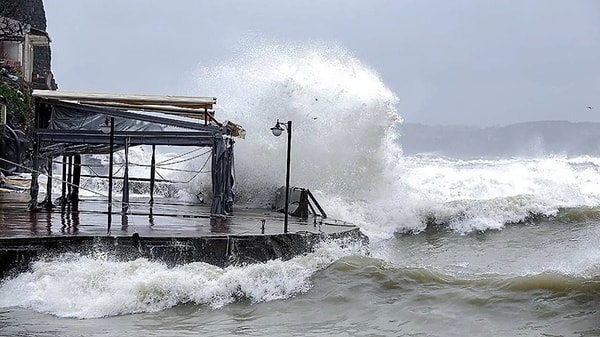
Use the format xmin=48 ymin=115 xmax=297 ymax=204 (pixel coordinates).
xmin=399 ymin=120 xmax=600 ymax=158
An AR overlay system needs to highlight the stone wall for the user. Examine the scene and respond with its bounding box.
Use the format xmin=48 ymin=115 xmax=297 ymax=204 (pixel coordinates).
xmin=0 ymin=229 xmax=369 ymax=279
xmin=0 ymin=0 xmax=47 ymax=30
xmin=1 ymin=0 xmax=52 ymax=82
xmin=0 ymin=0 xmax=52 ymax=172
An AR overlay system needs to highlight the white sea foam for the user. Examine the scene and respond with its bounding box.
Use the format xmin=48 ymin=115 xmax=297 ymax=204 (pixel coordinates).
xmin=392 ymin=156 xmax=600 ymax=234
xmin=50 ymin=40 xmax=600 ymax=237
xmin=0 ymin=242 xmax=363 ymax=318
xmin=189 ymin=40 xmax=407 ymax=235
xmin=186 ymin=40 xmax=600 ymax=238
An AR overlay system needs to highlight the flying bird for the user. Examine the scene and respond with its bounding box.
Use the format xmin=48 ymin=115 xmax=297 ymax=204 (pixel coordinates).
xmin=586 ymin=106 xmax=593 ymax=109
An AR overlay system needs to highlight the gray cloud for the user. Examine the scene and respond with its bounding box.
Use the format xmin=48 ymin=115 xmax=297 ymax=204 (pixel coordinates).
xmin=44 ymin=0 xmax=600 ymax=126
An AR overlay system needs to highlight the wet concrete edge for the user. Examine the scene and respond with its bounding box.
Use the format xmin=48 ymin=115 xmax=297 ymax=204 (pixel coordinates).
xmin=0 ymin=228 xmax=368 ymax=279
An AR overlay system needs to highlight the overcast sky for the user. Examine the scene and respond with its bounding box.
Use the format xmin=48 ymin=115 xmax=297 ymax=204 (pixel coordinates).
xmin=44 ymin=0 xmax=600 ymax=126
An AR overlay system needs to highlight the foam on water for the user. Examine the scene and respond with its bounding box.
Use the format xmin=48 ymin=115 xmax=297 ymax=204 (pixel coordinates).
xmin=395 ymin=155 xmax=600 ymax=234
xmin=190 ymin=40 xmax=401 ymax=204
xmin=5 ymin=40 xmax=600 ymax=323
xmin=186 ymin=40 xmax=600 ymax=238
xmin=0 ymin=242 xmax=364 ymax=318
xmin=41 ymin=40 xmax=600 ymax=238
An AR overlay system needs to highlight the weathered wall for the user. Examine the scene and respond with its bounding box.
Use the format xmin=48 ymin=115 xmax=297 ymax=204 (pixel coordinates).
xmin=0 ymin=0 xmax=51 ymax=77
xmin=0 ymin=229 xmax=368 ymax=279
xmin=0 ymin=0 xmax=52 ymax=172
xmin=0 ymin=0 xmax=47 ymax=30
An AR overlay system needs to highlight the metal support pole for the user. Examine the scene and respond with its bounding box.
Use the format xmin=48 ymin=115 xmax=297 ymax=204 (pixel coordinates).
xmin=71 ymin=154 xmax=81 ymax=205
xmin=122 ymin=137 xmax=130 ymax=214
xmin=28 ymin=134 xmax=40 ymax=211
xmin=61 ymin=155 xmax=67 ymax=206
xmin=28 ymin=101 xmax=40 ymax=211
xmin=67 ymin=156 xmax=73 ymax=198
xmin=284 ymin=120 xmax=292 ymax=234
xmin=107 ymin=117 xmax=114 ymax=234
xmin=149 ymin=144 xmax=156 ymax=205
xmin=44 ymin=157 xmax=53 ymax=209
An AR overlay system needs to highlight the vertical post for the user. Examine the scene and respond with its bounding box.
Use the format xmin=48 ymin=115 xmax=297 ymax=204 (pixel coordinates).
xmin=28 ymin=100 xmax=39 ymax=211
xmin=28 ymin=136 xmax=40 ymax=211
xmin=67 ymin=156 xmax=73 ymax=198
xmin=122 ymin=137 xmax=130 ymax=214
xmin=71 ymin=154 xmax=81 ymax=205
xmin=107 ymin=117 xmax=114 ymax=234
xmin=284 ymin=120 xmax=292 ymax=234
xmin=61 ymin=155 xmax=67 ymax=206
xmin=149 ymin=145 xmax=156 ymax=205
xmin=44 ymin=157 xmax=53 ymax=209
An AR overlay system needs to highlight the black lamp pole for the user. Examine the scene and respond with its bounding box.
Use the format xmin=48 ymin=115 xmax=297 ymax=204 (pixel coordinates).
xmin=284 ymin=120 xmax=292 ymax=234
xmin=271 ymin=119 xmax=293 ymax=234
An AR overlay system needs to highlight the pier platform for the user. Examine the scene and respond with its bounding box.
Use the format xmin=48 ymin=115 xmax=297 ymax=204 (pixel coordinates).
xmin=0 ymin=192 xmax=365 ymax=278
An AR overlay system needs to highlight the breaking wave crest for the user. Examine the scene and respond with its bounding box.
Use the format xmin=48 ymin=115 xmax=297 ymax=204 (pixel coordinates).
xmin=66 ymin=40 xmax=600 ymax=238
xmin=187 ymin=40 xmax=600 ymax=238
xmin=390 ymin=156 xmax=600 ymax=235
xmin=0 ymin=242 xmax=365 ymax=318
xmin=323 ymin=256 xmax=600 ymax=295
xmin=189 ymin=40 xmax=403 ymax=222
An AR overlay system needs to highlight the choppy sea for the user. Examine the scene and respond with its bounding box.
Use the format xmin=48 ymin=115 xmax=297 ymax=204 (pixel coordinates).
xmin=1 ymin=42 xmax=599 ymax=336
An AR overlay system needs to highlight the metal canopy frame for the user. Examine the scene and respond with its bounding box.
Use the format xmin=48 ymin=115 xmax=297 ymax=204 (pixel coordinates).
xmin=28 ymin=90 xmax=239 ymax=222
xmin=41 ymin=98 xmax=219 ymax=131
xmin=32 ymin=90 xmax=216 ymax=109
xmin=35 ymin=99 xmax=222 ymax=156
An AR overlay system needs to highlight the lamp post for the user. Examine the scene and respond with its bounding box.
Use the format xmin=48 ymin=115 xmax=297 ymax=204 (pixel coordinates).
xmin=271 ymin=119 xmax=292 ymax=234
xmin=100 ymin=116 xmax=114 ymax=234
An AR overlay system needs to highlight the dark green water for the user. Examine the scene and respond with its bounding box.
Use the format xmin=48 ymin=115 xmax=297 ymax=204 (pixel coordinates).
xmin=1 ymin=215 xmax=599 ymax=337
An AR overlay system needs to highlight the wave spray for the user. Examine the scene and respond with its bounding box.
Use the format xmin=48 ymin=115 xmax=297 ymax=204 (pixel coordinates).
xmin=188 ymin=40 xmax=416 ymax=239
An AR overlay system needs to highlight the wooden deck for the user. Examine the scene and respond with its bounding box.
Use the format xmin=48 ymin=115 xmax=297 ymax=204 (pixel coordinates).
xmin=0 ymin=191 xmax=356 ymax=238
xmin=0 ymin=191 xmax=365 ymax=276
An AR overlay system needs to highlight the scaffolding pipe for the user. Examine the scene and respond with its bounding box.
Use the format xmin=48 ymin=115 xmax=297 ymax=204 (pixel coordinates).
xmin=122 ymin=137 xmax=130 ymax=214
xmin=150 ymin=145 xmax=156 ymax=205
xmin=107 ymin=117 xmax=114 ymax=234
xmin=44 ymin=157 xmax=53 ymax=209
xmin=61 ymin=155 xmax=67 ymax=206
xmin=67 ymin=156 xmax=73 ymax=198
xmin=71 ymin=154 xmax=81 ymax=205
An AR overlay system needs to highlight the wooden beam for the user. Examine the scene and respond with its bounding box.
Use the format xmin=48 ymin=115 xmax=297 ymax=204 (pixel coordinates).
xmin=32 ymin=90 xmax=216 ymax=109
xmin=45 ymin=99 xmax=221 ymax=132
xmin=81 ymin=101 xmax=214 ymax=120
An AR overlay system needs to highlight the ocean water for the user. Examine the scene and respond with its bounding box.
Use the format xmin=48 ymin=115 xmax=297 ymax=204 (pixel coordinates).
xmin=1 ymin=42 xmax=599 ymax=336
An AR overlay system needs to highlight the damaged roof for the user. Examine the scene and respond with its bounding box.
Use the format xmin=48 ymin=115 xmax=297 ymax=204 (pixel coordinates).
xmin=32 ymin=90 xmax=245 ymax=157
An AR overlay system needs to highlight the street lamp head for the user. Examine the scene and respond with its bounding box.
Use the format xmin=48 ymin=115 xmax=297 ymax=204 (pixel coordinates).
xmin=269 ymin=119 xmax=292 ymax=234
xmin=271 ymin=120 xmax=284 ymax=137
xmin=99 ymin=116 xmax=111 ymax=134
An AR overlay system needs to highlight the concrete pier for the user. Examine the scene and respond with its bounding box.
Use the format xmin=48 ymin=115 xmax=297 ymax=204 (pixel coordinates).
xmin=0 ymin=192 xmax=366 ymax=278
